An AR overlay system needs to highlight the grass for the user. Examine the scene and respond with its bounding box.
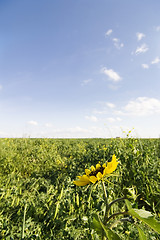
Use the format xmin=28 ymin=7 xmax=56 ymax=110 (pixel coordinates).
xmin=0 ymin=137 xmax=160 ymax=239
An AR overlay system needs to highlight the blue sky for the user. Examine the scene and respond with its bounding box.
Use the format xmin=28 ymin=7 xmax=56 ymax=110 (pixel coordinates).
xmin=0 ymin=0 xmax=160 ymax=138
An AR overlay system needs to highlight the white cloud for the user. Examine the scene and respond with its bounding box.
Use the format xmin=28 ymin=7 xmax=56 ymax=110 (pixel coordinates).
xmin=101 ymin=67 xmax=122 ymax=82
xmin=85 ymin=115 xmax=98 ymax=122
xmin=106 ymin=117 xmax=122 ymax=123
xmin=106 ymin=102 xmax=115 ymax=108
xmin=68 ymin=126 xmax=90 ymax=133
xmin=43 ymin=126 xmax=108 ymax=138
xmin=155 ymin=26 xmax=160 ymax=32
xmin=136 ymin=32 xmax=145 ymax=41
xmin=114 ymin=110 xmax=123 ymax=115
xmin=0 ymin=131 xmax=10 ymax=137
xmin=116 ymin=117 xmax=122 ymax=121
xmin=93 ymin=109 xmax=107 ymax=115
xmin=113 ymin=38 xmax=118 ymax=42
xmin=81 ymin=79 xmax=92 ymax=86
xmin=45 ymin=123 xmax=53 ymax=128
xmin=112 ymin=38 xmax=124 ymax=49
xmin=38 ymin=126 xmax=93 ymax=138
xmin=135 ymin=44 xmax=149 ymax=55
xmin=142 ymin=63 xmax=149 ymax=69
xmin=27 ymin=120 xmax=38 ymax=126
xmin=93 ymin=97 xmax=160 ymax=118
xmin=107 ymin=117 xmax=115 ymax=123
xmin=123 ymin=97 xmax=160 ymax=116
xmin=92 ymin=102 xmax=115 ymax=116
xmin=105 ymin=29 xmax=113 ymax=37
xmin=151 ymin=57 xmax=160 ymax=64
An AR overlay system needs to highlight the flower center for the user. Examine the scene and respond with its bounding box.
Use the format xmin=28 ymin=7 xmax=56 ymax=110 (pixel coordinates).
xmin=89 ymin=167 xmax=105 ymax=177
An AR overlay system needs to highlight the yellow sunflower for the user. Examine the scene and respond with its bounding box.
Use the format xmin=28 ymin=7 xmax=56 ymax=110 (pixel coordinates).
xmin=73 ymin=154 xmax=119 ymax=186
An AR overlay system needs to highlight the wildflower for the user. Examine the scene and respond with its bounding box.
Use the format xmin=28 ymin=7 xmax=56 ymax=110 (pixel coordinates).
xmin=73 ymin=154 xmax=119 ymax=186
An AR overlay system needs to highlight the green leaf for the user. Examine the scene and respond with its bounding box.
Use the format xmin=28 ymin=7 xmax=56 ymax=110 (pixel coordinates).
xmin=91 ymin=214 xmax=103 ymax=237
xmin=125 ymin=200 xmax=160 ymax=234
xmin=104 ymin=227 xmax=122 ymax=240
xmin=136 ymin=225 xmax=147 ymax=240
xmin=92 ymin=213 xmax=122 ymax=240
xmin=53 ymin=187 xmax=64 ymax=220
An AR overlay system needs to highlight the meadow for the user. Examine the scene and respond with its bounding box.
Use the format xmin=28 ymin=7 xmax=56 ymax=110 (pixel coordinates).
xmin=0 ymin=137 xmax=160 ymax=239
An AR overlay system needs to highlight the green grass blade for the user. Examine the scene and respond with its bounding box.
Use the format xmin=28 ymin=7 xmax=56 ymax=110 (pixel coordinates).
xmin=53 ymin=187 xmax=64 ymax=220
xmin=22 ymin=203 xmax=27 ymax=239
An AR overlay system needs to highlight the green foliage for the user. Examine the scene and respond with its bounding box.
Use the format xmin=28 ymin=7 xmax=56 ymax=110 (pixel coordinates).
xmin=126 ymin=200 xmax=160 ymax=234
xmin=137 ymin=225 xmax=147 ymax=240
xmin=0 ymin=137 xmax=160 ymax=239
xmin=92 ymin=214 xmax=103 ymax=238
xmin=92 ymin=213 xmax=122 ymax=240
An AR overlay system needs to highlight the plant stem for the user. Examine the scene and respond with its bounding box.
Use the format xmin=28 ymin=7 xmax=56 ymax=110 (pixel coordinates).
xmin=109 ymin=217 xmax=133 ymax=229
xmin=102 ymin=181 xmax=109 ymax=223
xmin=22 ymin=203 xmax=27 ymax=239
xmin=101 ymin=181 xmax=109 ymax=240
xmin=107 ymin=211 xmax=129 ymax=222
xmin=108 ymin=197 xmax=128 ymax=211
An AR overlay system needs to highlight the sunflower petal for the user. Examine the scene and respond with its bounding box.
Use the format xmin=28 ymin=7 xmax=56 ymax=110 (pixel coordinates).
xmin=89 ymin=176 xmax=98 ymax=183
xmin=112 ymin=154 xmax=117 ymax=163
xmin=102 ymin=163 xmax=106 ymax=168
xmin=85 ymin=169 xmax=91 ymax=175
xmin=96 ymin=172 xmax=103 ymax=180
xmin=96 ymin=163 xmax=101 ymax=169
xmin=91 ymin=165 xmax=96 ymax=171
xmin=73 ymin=175 xmax=90 ymax=186
xmin=104 ymin=154 xmax=119 ymax=175
xmin=74 ymin=154 xmax=119 ymax=187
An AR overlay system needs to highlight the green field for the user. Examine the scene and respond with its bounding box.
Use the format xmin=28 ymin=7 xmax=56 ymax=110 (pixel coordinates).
xmin=0 ymin=137 xmax=160 ymax=239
